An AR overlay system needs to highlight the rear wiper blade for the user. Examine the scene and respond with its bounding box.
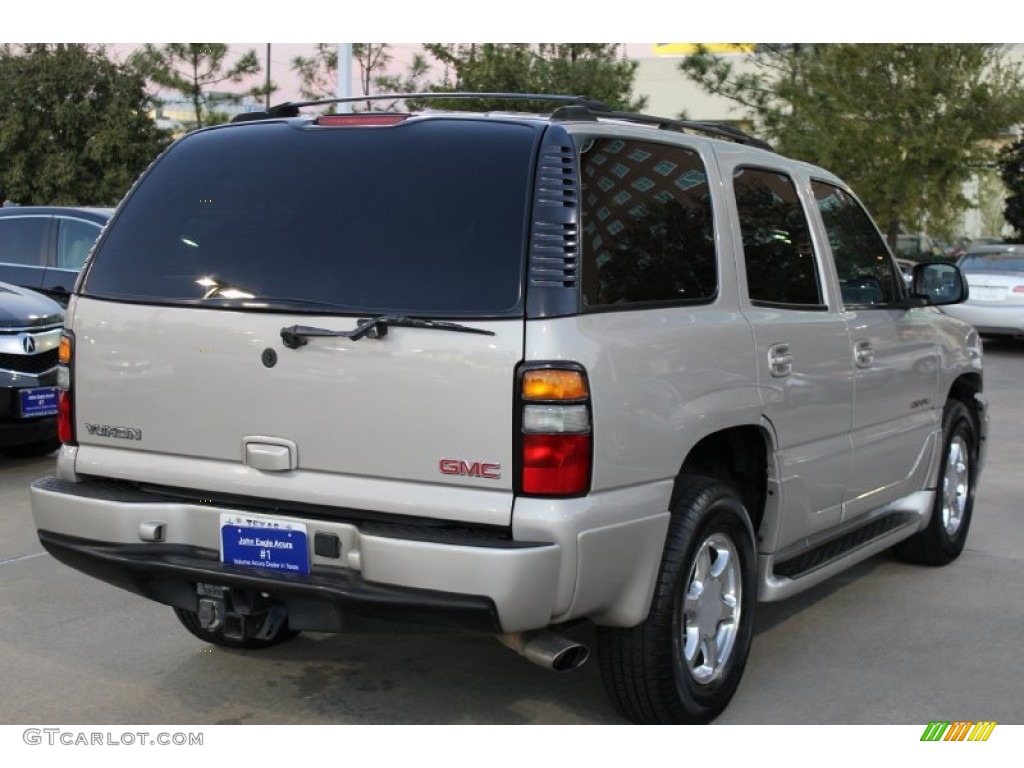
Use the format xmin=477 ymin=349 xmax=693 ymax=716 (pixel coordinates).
xmin=203 ymin=293 xmax=356 ymax=312
xmin=280 ymin=314 xmax=496 ymax=348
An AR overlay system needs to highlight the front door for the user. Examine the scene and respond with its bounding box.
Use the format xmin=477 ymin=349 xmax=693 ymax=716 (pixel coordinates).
xmin=809 ymin=180 xmax=939 ymax=519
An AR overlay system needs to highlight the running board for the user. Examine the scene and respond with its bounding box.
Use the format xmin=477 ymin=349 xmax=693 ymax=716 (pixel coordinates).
xmin=758 ymin=510 xmax=923 ymax=602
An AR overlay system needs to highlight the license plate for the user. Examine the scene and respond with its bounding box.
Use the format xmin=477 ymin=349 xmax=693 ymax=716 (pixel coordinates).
xmin=220 ymin=514 xmax=309 ymax=575
xmin=19 ymin=387 xmax=58 ymax=418
xmin=971 ymin=287 xmax=1004 ymax=301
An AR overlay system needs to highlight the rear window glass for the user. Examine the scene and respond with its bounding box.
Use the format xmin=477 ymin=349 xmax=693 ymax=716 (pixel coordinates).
xmin=83 ymin=119 xmax=537 ymax=316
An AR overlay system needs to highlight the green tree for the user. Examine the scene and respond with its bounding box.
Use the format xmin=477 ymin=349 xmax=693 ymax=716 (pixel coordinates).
xmin=131 ymin=43 xmax=268 ymax=129
xmin=999 ymin=136 xmax=1024 ymax=241
xmin=418 ymin=43 xmax=646 ymax=112
xmin=0 ymin=43 xmax=170 ymax=206
xmin=679 ymin=44 xmax=1024 ymax=247
xmin=291 ymin=43 xmax=428 ymax=110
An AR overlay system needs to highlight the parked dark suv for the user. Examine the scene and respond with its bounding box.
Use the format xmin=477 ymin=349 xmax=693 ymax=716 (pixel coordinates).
xmin=0 ymin=281 xmax=64 ymax=456
xmin=30 ymin=94 xmax=985 ymax=724
xmin=0 ymin=206 xmax=113 ymax=304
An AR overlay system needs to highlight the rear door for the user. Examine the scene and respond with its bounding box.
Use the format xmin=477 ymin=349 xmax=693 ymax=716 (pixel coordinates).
xmin=724 ymin=160 xmax=855 ymax=547
xmin=72 ymin=117 xmax=538 ymax=526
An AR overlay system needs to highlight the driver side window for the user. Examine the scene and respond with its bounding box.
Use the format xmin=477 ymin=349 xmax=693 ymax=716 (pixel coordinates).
xmin=812 ymin=181 xmax=901 ymax=307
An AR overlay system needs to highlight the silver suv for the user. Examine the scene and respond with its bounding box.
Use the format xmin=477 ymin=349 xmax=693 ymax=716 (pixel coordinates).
xmin=30 ymin=94 xmax=986 ymax=724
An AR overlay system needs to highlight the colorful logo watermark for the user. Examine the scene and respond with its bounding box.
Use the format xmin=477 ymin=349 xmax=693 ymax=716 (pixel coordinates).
xmin=921 ymin=721 xmax=997 ymax=741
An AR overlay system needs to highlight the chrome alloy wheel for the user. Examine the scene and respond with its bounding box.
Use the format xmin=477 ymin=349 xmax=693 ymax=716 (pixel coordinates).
xmin=942 ymin=434 xmax=971 ymax=537
xmin=681 ymin=532 xmax=742 ymax=685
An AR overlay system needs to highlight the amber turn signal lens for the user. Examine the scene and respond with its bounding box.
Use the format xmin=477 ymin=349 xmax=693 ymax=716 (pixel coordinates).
xmin=522 ymin=370 xmax=588 ymax=401
xmin=59 ymin=334 xmax=72 ymax=364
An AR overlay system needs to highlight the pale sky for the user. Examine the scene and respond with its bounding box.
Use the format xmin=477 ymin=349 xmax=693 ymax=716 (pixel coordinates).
xmin=13 ymin=1 xmax=1008 ymax=52
xmin=110 ymin=43 xmax=661 ymax=106
xmin=11 ymin=2 xmax=1016 ymax=107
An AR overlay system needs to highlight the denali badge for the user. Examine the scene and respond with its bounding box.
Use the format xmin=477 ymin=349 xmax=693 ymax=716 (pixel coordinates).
xmin=85 ymin=424 xmax=143 ymax=441
xmin=439 ymin=459 xmax=501 ymax=479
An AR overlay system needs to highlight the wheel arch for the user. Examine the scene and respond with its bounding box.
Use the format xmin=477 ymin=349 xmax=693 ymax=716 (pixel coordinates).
xmin=947 ymin=372 xmax=983 ymax=433
xmin=673 ymin=425 xmax=772 ymax=537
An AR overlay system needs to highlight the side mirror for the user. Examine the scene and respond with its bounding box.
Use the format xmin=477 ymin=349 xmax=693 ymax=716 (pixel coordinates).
xmin=910 ymin=262 xmax=968 ymax=306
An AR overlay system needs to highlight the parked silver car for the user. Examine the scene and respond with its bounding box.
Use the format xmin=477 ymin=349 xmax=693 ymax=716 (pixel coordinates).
xmin=940 ymin=244 xmax=1024 ymax=339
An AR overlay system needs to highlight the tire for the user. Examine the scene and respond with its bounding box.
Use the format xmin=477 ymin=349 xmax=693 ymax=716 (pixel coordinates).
xmin=598 ymin=477 xmax=757 ymax=724
xmin=173 ymin=606 xmax=299 ymax=650
xmin=895 ymin=399 xmax=978 ymax=566
xmin=1 ymin=438 xmax=60 ymax=458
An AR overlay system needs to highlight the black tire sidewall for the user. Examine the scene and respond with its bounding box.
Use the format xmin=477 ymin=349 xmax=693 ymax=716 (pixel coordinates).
xmin=930 ymin=401 xmax=978 ymax=559
xmin=664 ymin=484 xmax=758 ymax=720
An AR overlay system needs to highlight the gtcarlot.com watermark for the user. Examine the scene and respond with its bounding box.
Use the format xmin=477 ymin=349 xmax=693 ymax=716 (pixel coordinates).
xmin=23 ymin=729 xmax=203 ymax=747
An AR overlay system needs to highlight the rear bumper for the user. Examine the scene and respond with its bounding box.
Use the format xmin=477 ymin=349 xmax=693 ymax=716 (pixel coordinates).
xmin=38 ymin=530 xmax=503 ymax=633
xmin=31 ymin=476 xmax=561 ymax=632
xmin=941 ymin=305 xmax=1024 ymax=338
xmin=31 ymin=475 xmax=671 ymax=633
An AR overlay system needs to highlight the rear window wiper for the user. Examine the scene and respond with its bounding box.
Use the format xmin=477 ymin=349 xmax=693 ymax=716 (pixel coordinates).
xmin=280 ymin=315 xmax=497 ymax=348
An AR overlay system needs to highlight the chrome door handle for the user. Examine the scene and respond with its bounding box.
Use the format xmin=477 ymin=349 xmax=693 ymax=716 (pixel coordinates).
xmin=854 ymin=339 xmax=874 ymax=368
xmin=768 ymin=343 xmax=793 ymax=378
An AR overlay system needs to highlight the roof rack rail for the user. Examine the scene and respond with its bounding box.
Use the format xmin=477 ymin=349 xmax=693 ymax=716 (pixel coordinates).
xmin=231 ymin=92 xmax=613 ymax=123
xmin=228 ymin=92 xmax=773 ymax=151
xmin=549 ymin=103 xmax=773 ymax=152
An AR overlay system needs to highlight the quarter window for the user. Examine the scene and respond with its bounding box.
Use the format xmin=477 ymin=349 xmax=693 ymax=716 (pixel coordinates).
xmin=734 ymin=168 xmax=823 ymax=308
xmin=580 ymin=138 xmax=716 ymax=308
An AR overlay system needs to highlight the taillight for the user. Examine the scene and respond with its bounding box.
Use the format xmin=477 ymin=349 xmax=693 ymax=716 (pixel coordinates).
xmin=1013 ymin=285 xmax=1024 ymax=294
xmin=57 ymin=330 xmax=75 ymax=444
xmin=315 ymin=114 xmax=409 ymax=127
xmin=518 ymin=366 xmax=592 ymax=496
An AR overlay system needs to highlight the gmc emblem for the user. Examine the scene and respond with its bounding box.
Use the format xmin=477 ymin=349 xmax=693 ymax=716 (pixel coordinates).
xmin=439 ymin=459 xmax=501 ymax=479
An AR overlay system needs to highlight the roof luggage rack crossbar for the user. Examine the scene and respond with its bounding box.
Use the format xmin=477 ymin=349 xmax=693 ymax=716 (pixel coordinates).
xmin=232 ymin=92 xmax=613 ymax=123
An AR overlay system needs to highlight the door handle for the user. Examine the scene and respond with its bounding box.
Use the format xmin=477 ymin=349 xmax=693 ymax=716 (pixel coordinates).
xmin=768 ymin=343 xmax=793 ymax=378
xmin=854 ymin=339 xmax=874 ymax=368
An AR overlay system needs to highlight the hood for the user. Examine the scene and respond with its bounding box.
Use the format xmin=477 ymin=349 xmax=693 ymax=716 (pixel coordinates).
xmin=0 ymin=282 xmax=64 ymax=329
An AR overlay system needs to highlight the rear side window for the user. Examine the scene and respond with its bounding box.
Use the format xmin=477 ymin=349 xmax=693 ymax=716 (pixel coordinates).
xmin=579 ymin=138 xmax=716 ymax=308
xmin=83 ymin=120 xmax=537 ymax=316
xmin=0 ymin=216 xmax=48 ymax=266
xmin=734 ymin=167 xmax=823 ymax=308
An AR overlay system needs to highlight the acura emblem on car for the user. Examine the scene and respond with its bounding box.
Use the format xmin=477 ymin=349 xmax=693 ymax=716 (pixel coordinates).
xmin=22 ymin=335 xmax=36 ymax=354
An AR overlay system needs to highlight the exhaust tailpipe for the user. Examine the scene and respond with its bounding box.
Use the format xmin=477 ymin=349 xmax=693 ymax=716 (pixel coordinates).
xmin=497 ymin=630 xmax=590 ymax=672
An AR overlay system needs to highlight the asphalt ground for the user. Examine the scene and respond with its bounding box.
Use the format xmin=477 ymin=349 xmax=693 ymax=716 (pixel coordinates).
xmin=1 ymin=339 xmax=1022 ymax=726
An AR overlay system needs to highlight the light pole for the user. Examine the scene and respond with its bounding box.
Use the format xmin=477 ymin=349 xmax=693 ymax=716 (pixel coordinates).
xmin=265 ymin=44 xmax=271 ymax=109
xmin=337 ymin=44 xmax=352 ymax=113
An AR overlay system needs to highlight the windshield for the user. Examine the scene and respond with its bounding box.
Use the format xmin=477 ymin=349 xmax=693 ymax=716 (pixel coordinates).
xmin=83 ymin=119 xmax=538 ymax=316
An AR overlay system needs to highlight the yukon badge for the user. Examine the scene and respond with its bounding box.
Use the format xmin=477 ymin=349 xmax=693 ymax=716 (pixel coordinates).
xmin=439 ymin=458 xmax=501 ymax=479
xmin=85 ymin=424 xmax=143 ymax=441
